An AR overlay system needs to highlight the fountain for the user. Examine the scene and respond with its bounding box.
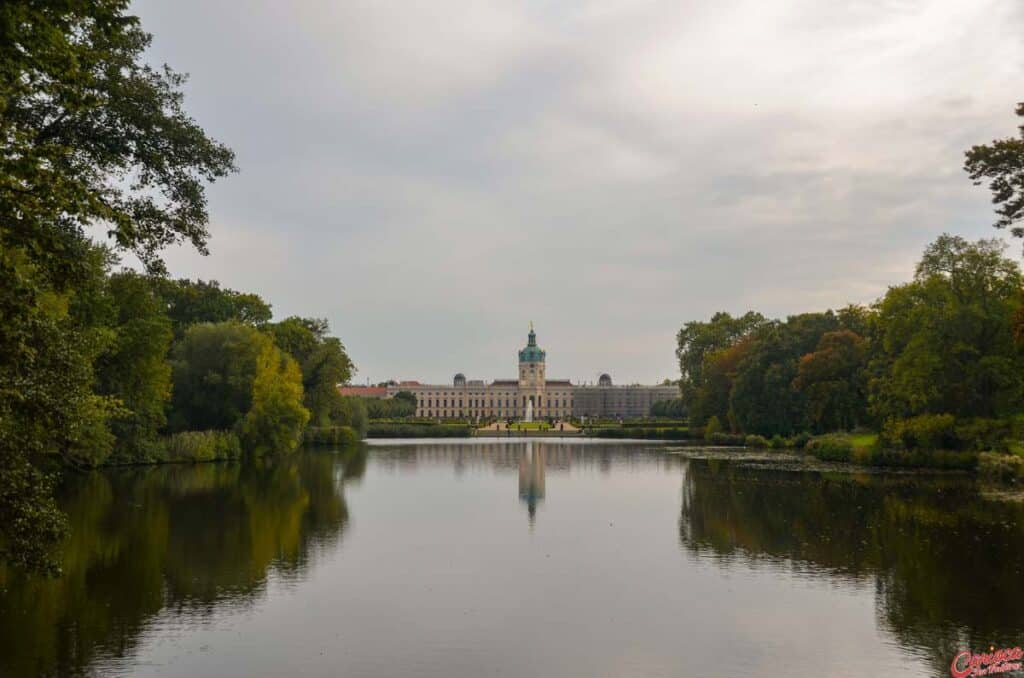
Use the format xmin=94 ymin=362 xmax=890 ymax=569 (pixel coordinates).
xmin=524 ymin=398 xmax=533 ymax=423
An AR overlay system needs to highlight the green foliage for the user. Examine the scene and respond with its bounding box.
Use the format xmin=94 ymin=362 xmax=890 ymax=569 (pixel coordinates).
xmin=334 ymin=397 xmax=369 ymax=438
xmin=744 ymin=434 xmax=769 ymax=448
xmin=169 ymin=323 xmax=267 ymax=431
xmin=303 ymin=426 xmax=361 ymax=447
xmin=240 ymin=344 xmax=309 ymax=456
xmin=675 ymin=235 xmax=1024 ymax=463
xmin=729 ymin=312 xmax=843 ymax=436
xmin=0 ymin=0 xmax=234 ymax=572
xmin=152 ymin=279 xmax=271 ymax=338
xmin=267 ymin=317 xmax=354 ymax=427
xmin=708 ymin=432 xmax=746 ymax=446
xmin=870 ymin=235 xmax=1024 ymax=421
xmin=805 ymin=434 xmax=855 ymax=462
xmin=677 ymin=311 xmax=766 ymax=425
xmin=162 ymin=431 xmax=241 ymax=463
xmin=95 ymin=273 xmax=173 ymax=462
xmin=793 ymin=329 xmax=868 ymax=432
xmin=364 ymin=393 xmax=417 ymax=419
xmin=880 ymin=414 xmax=958 ymax=451
xmin=964 ymin=102 xmax=1024 ymax=236
xmin=649 ymin=398 xmax=685 ymax=418
xmin=703 ymin=415 xmax=722 ymax=441
xmin=169 ymin=322 xmax=310 ymax=456
xmin=589 ymin=427 xmax=692 ymax=440
xmin=366 ymin=423 xmax=472 ymax=438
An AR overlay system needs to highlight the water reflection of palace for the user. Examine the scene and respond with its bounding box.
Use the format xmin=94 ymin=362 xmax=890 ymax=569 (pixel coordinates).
xmin=369 ymin=440 xmax=682 ymax=526
xmin=518 ymin=442 xmax=545 ymax=525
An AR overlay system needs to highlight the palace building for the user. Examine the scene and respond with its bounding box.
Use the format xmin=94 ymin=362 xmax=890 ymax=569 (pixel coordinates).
xmin=380 ymin=325 xmax=677 ymax=420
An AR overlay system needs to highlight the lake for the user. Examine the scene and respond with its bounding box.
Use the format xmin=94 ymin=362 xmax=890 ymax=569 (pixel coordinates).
xmin=2 ymin=439 xmax=1022 ymax=677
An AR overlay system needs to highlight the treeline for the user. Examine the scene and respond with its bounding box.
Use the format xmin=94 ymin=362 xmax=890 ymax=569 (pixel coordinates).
xmin=364 ymin=391 xmax=417 ymax=419
xmin=57 ymin=266 xmax=362 ymax=467
xmin=677 ymin=235 xmax=1024 ymax=455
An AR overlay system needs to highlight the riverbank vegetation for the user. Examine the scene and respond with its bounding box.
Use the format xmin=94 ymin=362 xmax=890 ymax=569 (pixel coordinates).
xmin=677 ymin=234 xmax=1024 ymax=473
xmin=0 ymin=0 xmax=362 ymax=573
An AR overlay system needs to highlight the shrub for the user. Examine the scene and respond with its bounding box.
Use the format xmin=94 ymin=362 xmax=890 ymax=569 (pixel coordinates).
xmin=790 ymin=432 xmax=812 ymax=449
xmin=881 ymin=414 xmax=958 ymax=450
xmin=954 ymin=418 xmax=1015 ymax=452
xmin=744 ymin=434 xmax=769 ymax=448
xmin=978 ymin=452 xmax=1024 ymax=483
xmin=708 ymin=431 xmax=745 ymax=446
xmin=805 ymin=435 xmax=854 ymax=462
xmin=704 ymin=416 xmax=722 ymax=442
xmin=304 ymin=426 xmax=360 ymax=446
xmin=769 ymin=434 xmax=786 ymax=450
xmin=162 ymin=430 xmax=241 ymax=463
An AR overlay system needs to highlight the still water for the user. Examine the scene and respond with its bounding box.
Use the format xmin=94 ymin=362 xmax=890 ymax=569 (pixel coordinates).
xmin=2 ymin=440 xmax=1023 ymax=677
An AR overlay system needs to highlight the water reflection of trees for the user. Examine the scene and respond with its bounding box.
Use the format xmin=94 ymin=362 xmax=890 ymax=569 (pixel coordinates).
xmin=679 ymin=460 xmax=1024 ymax=674
xmin=0 ymin=446 xmax=366 ymax=677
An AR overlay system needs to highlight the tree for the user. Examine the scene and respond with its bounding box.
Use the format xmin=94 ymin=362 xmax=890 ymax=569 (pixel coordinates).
xmin=240 ymin=343 xmax=309 ymax=456
xmin=964 ymin=103 xmax=1024 ymax=237
xmin=793 ymin=330 xmax=868 ymax=432
xmin=729 ymin=312 xmax=840 ymax=436
xmin=689 ymin=339 xmax=753 ymax=429
xmin=153 ymin=279 xmax=272 ymax=338
xmin=267 ymin=317 xmax=355 ymax=427
xmin=168 ymin=323 xmax=268 ymax=432
xmin=0 ymin=0 xmax=234 ymax=571
xmin=94 ymin=272 xmax=173 ymax=461
xmin=676 ymin=311 xmax=766 ymax=416
xmin=170 ymin=321 xmax=309 ymax=453
xmin=870 ymin=235 xmax=1024 ymax=421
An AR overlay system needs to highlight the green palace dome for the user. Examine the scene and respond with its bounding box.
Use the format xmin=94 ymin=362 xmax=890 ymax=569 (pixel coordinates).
xmin=518 ymin=323 xmax=546 ymax=363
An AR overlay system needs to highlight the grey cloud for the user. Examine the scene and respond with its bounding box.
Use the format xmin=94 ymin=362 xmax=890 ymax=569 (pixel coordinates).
xmin=132 ymin=0 xmax=1023 ymax=385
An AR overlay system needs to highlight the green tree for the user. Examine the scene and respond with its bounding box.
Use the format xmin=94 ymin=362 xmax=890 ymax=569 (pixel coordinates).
xmin=0 ymin=0 xmax=234 ymax=571
xmin=964 ymin=103 xmax=1024 ymax=237
xmin=168 ymin=323 xmax=268 ymax=432
xmin=870 ymin=235 xmax=1024 ymax=420
xmin=729 ymin=312 xmax=840 ymax=436
xmin=689 ymin=339 xmax=753 ymax=429
xmin=240 ymin=342 xmax=309 ymax=456
xmin=153 ymin=279 xmax=272 ymax=338
xmin=170 ymin=322 xmax=309 ymax=453
xmin=95 ymin=273 xmax=173 ymax=461
xmin=267 ymin=317 xmax=355 ymax=427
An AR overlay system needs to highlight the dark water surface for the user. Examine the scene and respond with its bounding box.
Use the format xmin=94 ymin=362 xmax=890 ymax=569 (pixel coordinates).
xmin=2 ymin=440 xmax=1023 ymax=677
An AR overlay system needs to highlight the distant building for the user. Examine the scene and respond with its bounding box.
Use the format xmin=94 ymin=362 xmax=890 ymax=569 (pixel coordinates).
xmin=384 ymin=325 xmax=677 ymax=420
xmin=571 ymin=373 xmax=678 ymax=419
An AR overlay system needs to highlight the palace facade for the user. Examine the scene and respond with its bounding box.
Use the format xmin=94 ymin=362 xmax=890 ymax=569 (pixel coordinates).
xmin=381 ymin=326 xmax=677 ymax=420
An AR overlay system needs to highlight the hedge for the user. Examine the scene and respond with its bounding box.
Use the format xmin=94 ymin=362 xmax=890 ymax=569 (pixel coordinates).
xmin=589 ymin=427 xmax=692 ymax=440
xmin=366 ymin=423 xmax=473 ymax=438
xmin=304 ymin=426 xmax=361 ymax=446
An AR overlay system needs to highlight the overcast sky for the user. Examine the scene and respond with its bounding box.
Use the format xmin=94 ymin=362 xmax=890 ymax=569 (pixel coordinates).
xmin=130 ymin=0 xmax=1023 ymax=385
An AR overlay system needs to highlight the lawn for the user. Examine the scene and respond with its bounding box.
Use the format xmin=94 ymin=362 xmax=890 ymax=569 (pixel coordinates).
xmin=848 ymin=433 xmax=878 ymax=450
xmin=508 ymin=422 xmax=551 ymax=430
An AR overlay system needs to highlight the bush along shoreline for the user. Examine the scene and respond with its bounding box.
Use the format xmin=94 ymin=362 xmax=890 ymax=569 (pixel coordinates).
xmin=585 ymin=415 xmax=1024 ymax=480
